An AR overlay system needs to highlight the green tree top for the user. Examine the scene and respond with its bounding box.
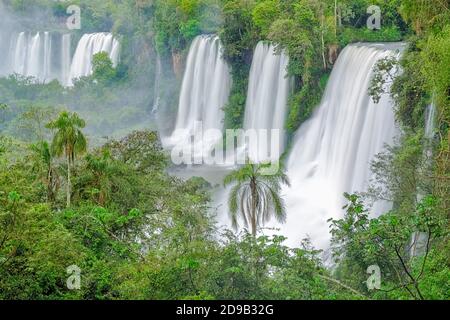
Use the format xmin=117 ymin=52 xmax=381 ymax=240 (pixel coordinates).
xmin=224 ymin=162 xmax=290 ymax=236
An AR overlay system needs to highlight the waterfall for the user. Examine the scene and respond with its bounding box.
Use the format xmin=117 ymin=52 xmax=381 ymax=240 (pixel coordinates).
xmin=165 ymin=35 xmax=232 ymax=160
xmin=410 ymin=103 xmax=437 ymax=257
xmin=1 ymin=32 xmax=119 ymax=86
xmin=276 ymin=43 xmax=403 ymax=250
xmin=0 ymin=32 xmax=56 ymax=82
xmin=68 ymin=33 xmax=120 ymax=86
xmin=61 ymin=34 xmax=72 ymax=86
xmin=243 ymin=42 xmax=290 ymax=162
xmin=12 ymin=32 xmax=27 ymax=75
xmin=43 ymin=32 xmax=52 ymax=81
xmin=152 ymin=52 xmax=162 ymax=115
xmin=0 ymin=32 xmax=120 ymax=86
xmin=26 ymin=32 xmax=41 ymax=78
xmin=2 ymin=31 xmax=71 ymax=84
xmin=425 ymin=104 xmax=436 ymax=140
xmin=9 ymin=32 xmax=52 ymax=80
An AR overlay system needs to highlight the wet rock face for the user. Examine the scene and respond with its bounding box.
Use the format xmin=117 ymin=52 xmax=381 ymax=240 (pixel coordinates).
xmin=172 ymin=50 xmax=184 ymax=79
xmin=328 ymin=44 xmax=339 ymax=65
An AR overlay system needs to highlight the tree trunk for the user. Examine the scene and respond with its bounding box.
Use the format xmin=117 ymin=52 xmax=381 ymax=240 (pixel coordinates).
xmin=47 ymin=168 xmax=54 ymax=203
xmin=321 ymin=30 xmax=327 ymax=70
xmin=66 ymin=156 xmax=71 ymax=208
xmin=250 ymin=178 xmax=257 ymax=236
xmin=334 ymin=0 xmax=338 ymax=37
xmin=321 ymin=12 xmax=327 ymax=70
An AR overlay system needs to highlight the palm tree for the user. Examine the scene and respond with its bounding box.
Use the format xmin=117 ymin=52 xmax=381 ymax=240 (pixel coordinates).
xmin=224 ymin=162 xmax=290 ymax=236
xmin=46 ymin=111 xmax=87 ymax=207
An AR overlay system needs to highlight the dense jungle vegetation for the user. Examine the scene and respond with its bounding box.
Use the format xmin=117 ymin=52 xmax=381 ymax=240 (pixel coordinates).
xmin=0 ymin=0 xmax=449 ymax=300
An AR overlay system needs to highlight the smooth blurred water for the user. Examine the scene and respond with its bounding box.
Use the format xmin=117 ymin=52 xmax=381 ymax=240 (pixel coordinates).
xmin=243 ymin=42 xmax=290 ymax=162
xmin=1 ymin=32 xmax=119 ymax=86
xmin=2 ymin=31 xmax=68 ymax=83
xmin=164 ymin=35 xmax=232 ymax=162
xmin=68 ymin=33 xmax=120 ymax=86
xmin=271 ymin=43 xmax=403 ymax=250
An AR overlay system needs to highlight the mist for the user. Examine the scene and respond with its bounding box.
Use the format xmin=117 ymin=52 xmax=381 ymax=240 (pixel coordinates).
xmin=0 ymin=1 xmax=161 ymax=146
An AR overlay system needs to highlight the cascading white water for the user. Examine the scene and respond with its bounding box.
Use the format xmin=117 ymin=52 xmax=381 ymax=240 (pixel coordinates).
xmin=26 ymin=32 xmax=42 ymax=78
xmin=61 ymin=34 xmax=72 ymax=86
xmin=43 ymin=32 xmax=52 ymax=80
xmin=1 ymin=32 xmax=57 ymax=82
xmin=68 ymin=33 xmax=120 ymax=86
xmin=0 ymin=32 xmax=71 ymax=85
xmin=425 ymin=104 xmax=436 ymax=140
xmin=165 ymin=35 xmax=232 ymax=160
xmin=152 ymin=52 xmax=162 ymax=114
xmin=274 ymin=43 xmax=403 ymax=250
xmin=243 ymin=42 xmax=290 ymax=162
xmin=11 ymin=32 xmax=27 ymax=75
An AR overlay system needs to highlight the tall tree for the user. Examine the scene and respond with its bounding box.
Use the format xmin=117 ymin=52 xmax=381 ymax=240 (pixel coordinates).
xmin=30 ymin=141 xmax=59 ymax=203
xmin=224 ymin=163 xmax=290 ymax=236
xmin=46 ymin=111 xmax=87 ymax=207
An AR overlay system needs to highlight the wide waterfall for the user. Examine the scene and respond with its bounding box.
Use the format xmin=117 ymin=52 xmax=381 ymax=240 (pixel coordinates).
xmin=1 ymin=31 xmax=71 ymax=84
xmin=275 ymin=43 xmax=403 ymax=250
xmin=243 ymin=42 xmax=290 ymax=162
xmin=68 ymin=33 xmax=120 ymax=86
xmin=0 ymin=32 xmax=119 ymax=86
xmin=165 ymin=35 xmax=232 ymax=161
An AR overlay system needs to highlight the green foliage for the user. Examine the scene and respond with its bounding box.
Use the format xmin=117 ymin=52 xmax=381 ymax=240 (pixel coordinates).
xmin=369 ymin=132 xmax=427 ymax=216
xmin=399 ymin=0 xmax=450 ymax=35
xmin=369 ymin=55 xmax=399 ymax=105
xmin=223 ymin=66 xmax=249 ymax=129
xmin=46 ymin=111 xmax=87 ymax=207
xmin=220 ymin=0 xmax=258 ymax=64
xmin=224 ymin=163 xmax=290 ymax=235
xmin=286 ymin=72 xmax=329 ymax=133
xmin=339 ymin=26 xmax=402 ymax=47
xmin=330 ymin=194 xmax=449 ymax=299
xmin=153 ymin=0 xmax=222 ymax=54
xmin=0 ymin=103 xmax=8 ymax=125
xmin=46 ymin=111 xmax=87 ymax=164
xmin=0 ymin=123 xmax=362 ymax=300
xmin=252 ymin=1 xmax=280 ymax=37
xmin=92 ymin=52 xmax=117 ymax=86
xmin=420 ymin=25 xmax=450 ymax=130
xmin=265 ymin=1 xmax=332 ymax=132
xmin=219 ymin=0 xmax=259 ymax=129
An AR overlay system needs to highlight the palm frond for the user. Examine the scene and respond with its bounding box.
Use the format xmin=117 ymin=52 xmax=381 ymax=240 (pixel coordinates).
xmin=268 ymin=186 xmax=287 ymax=224
xmin=228 ymin=184 xmax=242 ymax=230
xmin=224 ymin=161 xmax=290 ymax=235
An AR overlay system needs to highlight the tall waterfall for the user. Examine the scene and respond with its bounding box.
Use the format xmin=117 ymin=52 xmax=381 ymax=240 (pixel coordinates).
xmin=425 ymin=104 xmax=436 ymax=140
xmin=61 ymin=34 xmax=72 ymax=86
xmin=166 ymin=35 xmax=232 ymax=160
xmin=151 ymin=52 xmax=162 ymax=114
xmin=2 ymin=31 xmax=71 ymax=83
xmin=68 ymin=33 xmax=120 ymax=86
xmin=243 ymin=42 xmax=290 ymax=162
xmin=276 ymin=43 xmax=403 ymax=250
